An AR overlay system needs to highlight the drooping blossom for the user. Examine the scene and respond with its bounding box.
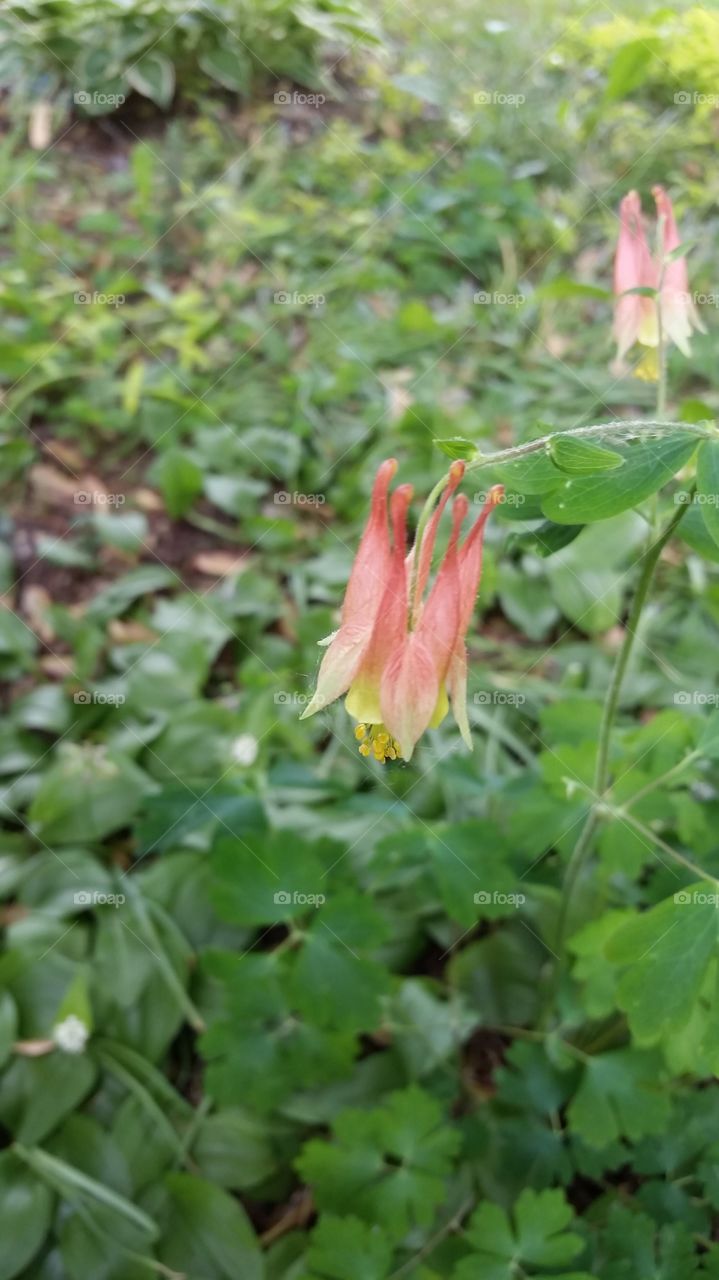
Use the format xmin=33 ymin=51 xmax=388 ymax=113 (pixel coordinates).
xmin=613 ymin=190 xmax=658 ymax=360
xmin=301 ymin=460 xmax=503 ymax=762
xmin=652 ymin=185 xmax=705 ymax=357
xmin=613 ymin=188 xmax=704 ymax=364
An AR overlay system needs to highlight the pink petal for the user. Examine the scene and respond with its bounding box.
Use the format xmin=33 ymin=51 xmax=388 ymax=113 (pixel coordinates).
xmin=301 ymin=459 xmax=396 ymax=719
xmin=345 ymin=484 xmax=413 ymax=723
xmin=412 ymin=460 xmax=465 ymax=625
xmin=457 ymin=485 xmax=503 ymax=639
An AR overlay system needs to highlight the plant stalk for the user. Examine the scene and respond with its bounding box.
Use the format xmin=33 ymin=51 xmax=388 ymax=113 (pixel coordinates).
xmin=548 ymin=491 xmax=693 ymax=999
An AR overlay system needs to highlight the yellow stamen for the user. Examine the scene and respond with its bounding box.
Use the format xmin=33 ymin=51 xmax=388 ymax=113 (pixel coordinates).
xmin=353 ymin=722 xmax=402 ymax=763
xmin=634 ymin=348 xmax=660 ymax=382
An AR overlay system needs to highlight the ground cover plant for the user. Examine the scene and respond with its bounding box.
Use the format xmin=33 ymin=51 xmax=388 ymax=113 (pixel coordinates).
xmin=2 ymin=0 xmax=719 ymax=1276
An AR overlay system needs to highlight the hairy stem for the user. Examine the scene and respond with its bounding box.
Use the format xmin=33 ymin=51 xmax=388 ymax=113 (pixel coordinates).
xmin=464 ymin=418 xmax=712 ymax=474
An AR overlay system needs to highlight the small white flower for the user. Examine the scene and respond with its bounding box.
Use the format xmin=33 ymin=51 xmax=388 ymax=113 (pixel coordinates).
xmin=52 ymin=1015 xmax=89 ymax=1054
xmin=231 ymin=734 xmax=259 ymax=767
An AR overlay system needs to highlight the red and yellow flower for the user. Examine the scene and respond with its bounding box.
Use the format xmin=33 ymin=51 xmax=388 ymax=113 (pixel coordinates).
xmin=301 ymin=460 xmax=503 ymax=762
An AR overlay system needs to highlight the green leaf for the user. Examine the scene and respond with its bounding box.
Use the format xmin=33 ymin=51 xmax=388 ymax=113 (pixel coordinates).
xmin=28 ymin=744 xmax=152 ymax=844
xmin=305 ymin=1215 xmax=393 ymax=1280
xmin=0 ymin=1151 xmax=54 ymax=1280
xmin=126 ymin=52 xmax=175 ymax=108
xmin=210 ymin=831 xmax=327 ymax=926
xmin=0 ymin=991 xmax=18 ymax=1068
xmin=54 ymin=970 xmax=93 ymax=1035
xmin=296 ymin=1087 xmax=460 ymax=1242
xmin=192 ymin=1109 xmax=282 ymax=1190
xmin=604 ymin=39 xmax=658 ymax=101
xmin=522 ymin=520 xmax=585 ymax=557
xmin=567 ymin=1049 xmax=670 ymax=1148
xmin=155 ymin=448 xmax=204 ymax=518
xmin=15 ymin=1144 xmax=157 ymax=1243
xmin=434 ymin=436 xmax=478 ymax=460
xmin=2 ymin=1054 xmax=98 ymax=1145
xmin=153 ymin=1173 xmax=263 ymax=1280
xmin=598 ymin=1203 xmax=699 ymax=1280
xmin=198 ymin=45 xmax=251 ymax=92
xmin=699 ymin=713 xmax=719 ymax=760
xmin=548 ymin=435 xmax=625 ymax=475
xmin=542 ymin=433 xmax=698 ymax=524
xmin=606 ymin=886 xmax=718 ymax=1041
xmin=201 ymin=952 xmax=355 ymax=1113
xmin=696 ymin=440 xmax=719 ymax=549
xmin=454 ymin=1189 xmax=588 ymax=1280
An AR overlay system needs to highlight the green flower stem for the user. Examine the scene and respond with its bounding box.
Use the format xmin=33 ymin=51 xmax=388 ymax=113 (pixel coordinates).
xmin=550 ymin=491 xmax=694 ymax=976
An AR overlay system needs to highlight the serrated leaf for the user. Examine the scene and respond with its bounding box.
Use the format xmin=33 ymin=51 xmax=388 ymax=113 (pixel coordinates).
xmin=567 ymin=1049 xmax=670 ymax=1148
xmin=455 ymin=1189 xmax=588 ymax=1279
xmin=296 ymin=1087 xmax=460 ymax=1243
xmin=606 ymin=886 xmax=718 ymax=1041
xmin=305 ymin=1215 xmax=393 ymax=1280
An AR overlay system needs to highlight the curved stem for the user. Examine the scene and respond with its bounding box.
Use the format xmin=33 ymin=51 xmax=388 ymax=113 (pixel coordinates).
xmin=549 ymin=493 xmax=693 ymax=991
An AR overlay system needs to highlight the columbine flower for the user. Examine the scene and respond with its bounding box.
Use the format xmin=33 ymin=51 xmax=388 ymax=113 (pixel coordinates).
xmin=52 ymin=1015 xmax=89 ymax=1054
xmin=613 ymin=188 xmax=704 ymax=368
xmin=301 ymin=460 xmax=503 ymax=762
xmin=614 ymin=190 xmax=658 ymax=361
xmin=652 ymin=185 xmax=705 ymax=357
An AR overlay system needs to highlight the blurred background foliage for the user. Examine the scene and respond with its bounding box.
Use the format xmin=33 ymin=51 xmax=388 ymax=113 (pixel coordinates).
xmin=1 ymin=0 xmax=719 ymax=1277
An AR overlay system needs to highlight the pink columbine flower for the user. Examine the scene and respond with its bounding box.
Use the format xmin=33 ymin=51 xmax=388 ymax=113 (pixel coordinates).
xmin=301 ymin=460 xmax=503 ymax=762
xmin=613 ymin=188 xmax=704 ymax=362
xmin=652 ymin=185 xmax=705 ymax=357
